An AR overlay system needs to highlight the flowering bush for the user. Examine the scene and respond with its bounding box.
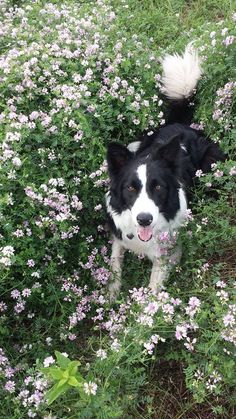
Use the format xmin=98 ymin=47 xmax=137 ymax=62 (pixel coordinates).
xmin=0 ymin=0 xmax=235 ymax=417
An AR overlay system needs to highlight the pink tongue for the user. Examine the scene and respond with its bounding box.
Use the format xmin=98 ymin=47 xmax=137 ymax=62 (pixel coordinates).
xmin=137 ymin=226 xmax=153 ymax=242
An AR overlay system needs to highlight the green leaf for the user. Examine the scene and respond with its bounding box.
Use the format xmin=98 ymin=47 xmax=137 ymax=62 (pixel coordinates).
xmin=68 ymin=376 xmax=79 ymax=387
xmin=58 ymin=378 xmax=68 ymax=387
xmin=46 ymin=382 xmax=70 ymax=405
xmin=62 ymin=370 xmax=69 ymax=380
xmin=68 ymin=360 xmax=81 ymax=375
xmin=48 ymin=367 xmax=64 ymax=381
xmin=41 ymin=367 xmax=51 ymax=375
xmin=55 ymin=351 xmax=71 ymax=369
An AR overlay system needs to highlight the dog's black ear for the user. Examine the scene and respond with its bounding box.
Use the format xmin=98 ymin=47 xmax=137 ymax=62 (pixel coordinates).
xmin=154 ymin=134 xmax=181 ymax=165
xmin=107 ymin=142 xmax=133 ymax=176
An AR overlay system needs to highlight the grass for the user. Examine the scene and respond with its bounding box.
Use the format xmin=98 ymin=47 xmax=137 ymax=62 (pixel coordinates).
xmin=115 ymin=0 xmax=234 ymax=48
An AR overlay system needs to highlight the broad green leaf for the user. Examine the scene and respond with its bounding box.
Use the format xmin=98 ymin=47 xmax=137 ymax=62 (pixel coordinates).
xmin=55 ymin=351 xmax=71 ymax=369
xmin=46 ymin=382 xmax=70 ymax=405
xmin=62 ymin=370 xmax=69 ymax=379
xmin=68 ymin=360 xmax=81 ymax=375
xmin=58 ymin=378 xmax=68 ymax=387
xmin=48 ymin=367 xmax=64 ymax=380
xmin=68 ymin=376 xmax=79 ymax=387
xmin=41 ymin=367 xmax=51 ymax=375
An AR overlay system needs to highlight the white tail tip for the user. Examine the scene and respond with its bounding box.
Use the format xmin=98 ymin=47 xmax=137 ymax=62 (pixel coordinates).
xmin=161 ymin=44 xmax=202 ymax=100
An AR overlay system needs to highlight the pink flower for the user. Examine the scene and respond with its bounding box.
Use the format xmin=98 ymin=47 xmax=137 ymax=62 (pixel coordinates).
xmin=195 ymin=169 xmax=204 ymax=177
xmin=214 ymin=170 xmax=224 ymax=178
xmin=12 ymin=229 xmax=24 ymax=237
xmin=188 ymin=297 xmax=201 ymax=309
xmin=12 ymin=157 xmax=22 ymax=167
xmin=27 ymin=259 xmax=35 ymax=267
xmin=68 ymin=333 xmax=77 ymax=341
xmin=185 ymin=297 xmax=201 ymax=317
xmin=222 ymin=36 xmax=235 ymax=46
xmin=5 ymin=367 xmax=15 ymax=378
xmin=170 ymin=298 xmax=182 ymax=306
xmin=175 ymin=324 xmax=188 ymax=340
xmin=162 ymin=304 xmax=174 ymax=315
xmin=11 ymin=289 xmax=21 ymax=299
xmin=144 ymin=342 xmax=155 ymax=354
xmin=158 ymin=231 xmax=169 ymax=241
xmin=184 ymin=337 xmax=197 ymax=351
xmin=4 ymin=380 xmax=15 ymax=393
xmin=144 ymin=301 xmax=159 ymax=315
xmin=223 ymin=313 xmax=235 ymax=327
xmin=0 ymin=301 xmax=7 ymax=312
xmin=14 ymin=300 xmax=26 ymax=314
xmin=22 ymin=288 xmax=31 ymax=297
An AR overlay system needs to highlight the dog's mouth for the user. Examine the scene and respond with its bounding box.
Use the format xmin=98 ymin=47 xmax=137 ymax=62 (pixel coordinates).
xmin=137 ymin=226 xmax=153 ymax=242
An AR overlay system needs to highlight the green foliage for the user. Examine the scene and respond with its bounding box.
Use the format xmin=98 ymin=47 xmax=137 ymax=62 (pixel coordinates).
xmin=42 ymin=351 xmax=83 ymax=405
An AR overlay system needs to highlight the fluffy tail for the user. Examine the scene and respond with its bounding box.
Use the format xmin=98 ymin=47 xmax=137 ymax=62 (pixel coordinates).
xmin=161 ymin=44 xmax=202 ymax=124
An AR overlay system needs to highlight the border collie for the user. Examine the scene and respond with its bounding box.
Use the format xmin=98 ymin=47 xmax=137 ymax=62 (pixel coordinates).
xmin=106 ymin=45 xmax=225 ymax=301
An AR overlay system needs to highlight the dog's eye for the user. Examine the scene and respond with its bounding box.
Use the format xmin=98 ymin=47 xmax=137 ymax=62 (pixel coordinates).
xmin=155 ymin=185 xmax=161 ymax=191
xmin=127 ymin=185 xmax=136 ymax=192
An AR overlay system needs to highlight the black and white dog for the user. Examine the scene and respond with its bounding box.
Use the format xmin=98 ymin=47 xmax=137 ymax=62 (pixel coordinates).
xmin=106 ymin=45 xmax=224 ymax=301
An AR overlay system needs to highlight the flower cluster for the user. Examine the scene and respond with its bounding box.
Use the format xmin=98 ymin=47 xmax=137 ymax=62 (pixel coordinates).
xmin=17 ymin=374 xmax=49 ymax=418
xmin=0 ymin=245 xmax=15 ymax=267
xmin=212 ymin=81 xmax=236 ymax=127
xmin=221 ymin=304 xmax=236 ymax=346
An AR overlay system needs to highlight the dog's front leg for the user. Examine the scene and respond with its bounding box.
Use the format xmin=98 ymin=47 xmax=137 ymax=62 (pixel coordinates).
xmin=108 ymin=238 xmax=124 ymax=302
xmin=149 ymin=245 xmax=182 ymax=294
xmin=148 ymin=258 xmax=169 ymax=294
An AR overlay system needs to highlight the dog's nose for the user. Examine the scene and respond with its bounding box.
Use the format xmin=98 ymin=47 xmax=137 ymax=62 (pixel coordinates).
xmin=137 ymin=213 xmax=153 ymax=226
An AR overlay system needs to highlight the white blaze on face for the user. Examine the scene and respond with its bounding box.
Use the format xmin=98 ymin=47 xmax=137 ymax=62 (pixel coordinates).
xmin=131 ymin=164 xmax=159 ymax=241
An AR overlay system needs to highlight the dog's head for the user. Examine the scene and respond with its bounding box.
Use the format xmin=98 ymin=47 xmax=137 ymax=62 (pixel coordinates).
xmin=106 ymin=135 xmax=187 ymax=242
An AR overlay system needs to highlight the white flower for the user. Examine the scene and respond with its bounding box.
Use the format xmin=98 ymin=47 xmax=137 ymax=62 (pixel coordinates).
xmin=96 ymin=349 xmax=107 ymax=360
xmin=0 ymin=257 xmax=12 ymax=266
xmin=83 ymin=381 xmax=97 ymax=395
xmin=1 ymin=246 xmax=14 ymax=257
xmin=223 ymin=313 xmax=235 ymax=327
xmin=43 ymin=356 xmax=55 ymax=367
xmin=195 ymin=169 xmax=203 ymax=177
xmin=94 ymin=204 xmax=102 ymax=211
xmin=143 ymin=342 xmax=155 ymax=354
xmin=12 ymin=157 xmax=22 ymax=167
xmin=111 ymin=339 xmax=121 ymax=352
xmin=137 ymin=314 xmax=153 ymax=327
